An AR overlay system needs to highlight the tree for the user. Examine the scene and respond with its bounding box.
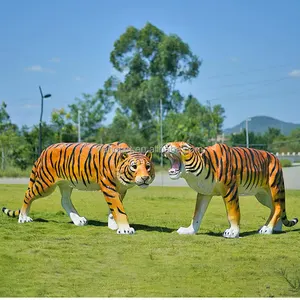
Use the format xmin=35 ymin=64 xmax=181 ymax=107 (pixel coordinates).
xmin=0 ymin=102 xmax=19 ymax=170
xmin=51 ymin=108 xmax=77 ymax=142
xmin=164 ymin=95 xmax=225 ymax=146
xmin=68 ymin=90 xmax=113 ymax=141
xmin=105 ymin=22 xmax=201 ymax=147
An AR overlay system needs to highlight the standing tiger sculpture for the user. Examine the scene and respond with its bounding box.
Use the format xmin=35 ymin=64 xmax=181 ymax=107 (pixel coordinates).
xmin=162 ymin=142 xmax=298 ymax=238
xmin=2 ymin=142 xmax=155 ymax=234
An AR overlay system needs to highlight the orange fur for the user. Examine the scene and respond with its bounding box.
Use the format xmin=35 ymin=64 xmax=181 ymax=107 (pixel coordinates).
xmin=2 ymin=142 xmax=155 ymax=234
xmin=162 ymin=142 xmax=298 ymax=237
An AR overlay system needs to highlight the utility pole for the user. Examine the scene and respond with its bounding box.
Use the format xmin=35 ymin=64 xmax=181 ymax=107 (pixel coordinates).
xmin=78 ymin=110 xmax=81 ymax=142
xmin=245 ymin=118 xmax=251 ymax=148
xmin=160 ymin=98 xmax=163 ymax=168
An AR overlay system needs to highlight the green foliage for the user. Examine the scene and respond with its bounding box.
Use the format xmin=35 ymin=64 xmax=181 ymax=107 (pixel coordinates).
xmin=106 ymin=22 xmax=203 ymax=148
xmin=0 ymin=166 xmax=31 ymax=177
xmin=279 ymin=159 xmax=292 ymax=168
xmin=68 ymin=91 xmax=113 ymax=140
xmin=228 ymin=127 xmax=300 ymax=153
xmin=51 ymin=108 xmax=77 ymax=143
xmin=0 ymin=186 xmax=300 ymax=297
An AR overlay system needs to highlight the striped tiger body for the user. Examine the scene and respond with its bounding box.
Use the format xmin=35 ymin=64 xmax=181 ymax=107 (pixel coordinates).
xmin=162 ymin=142 xmax=298 ymax=238
xmin=2 ymin=142 xmax=155 ymax=234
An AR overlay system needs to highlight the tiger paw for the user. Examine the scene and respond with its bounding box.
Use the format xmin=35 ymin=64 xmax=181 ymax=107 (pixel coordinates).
xmin=258 ymin=225 xmax=273 ymax=235
xmin=177 ymin=226 xmax=196 ymax=235
xmin=117 ymin=227 xmax=135 ymax=234
xmin=73 ymin=216 xmax=88 ymax=226
xmin=18 ymin=215 xmax=33 ymax=223
xmin=223 ymin=228 xmax=239 ymax=238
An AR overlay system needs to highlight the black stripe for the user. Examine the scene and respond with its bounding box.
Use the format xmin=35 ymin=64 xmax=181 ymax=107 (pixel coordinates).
xmin=103 ymin=191 xmax=115 ymax=198
xmin=81 ymin=172 xmax=87 ymax=187
xmin=77 ymin=144 xmax=86 ymax=179
xmin=117 ymin=207 xmax=126 ymax=215
xmin=213 ymin=150 xmax=219 ymax=169
xmin=224 ymin=184 xmax=235 ymax=199
xmin=93 ymin=154 xmax=99 ymax=183
xmin=50 ymin=151 xmax=55 ymax=169
xmin=228 ymin=188 xmax=238 ymax=203
xmin=234 ymin=149 xmax=244 ymax=183
xmin=218 ymin=157 xmax=223 ymax=181
xmin=69 ymin=144 xmax=81 ymax=184
xmin=206 ymin=150 xmax=216 ymax=173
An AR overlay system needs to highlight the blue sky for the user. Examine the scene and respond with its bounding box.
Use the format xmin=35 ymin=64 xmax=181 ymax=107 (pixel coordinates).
xmin=0 ymin=0 xmax=299 ymax=131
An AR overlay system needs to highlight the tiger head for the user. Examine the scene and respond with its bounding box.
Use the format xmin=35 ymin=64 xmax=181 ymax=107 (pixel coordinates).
xmin=162 ymin=142 xmax=200 ymax=179
xmin=117 ymin=150 xmax=155 ymax=189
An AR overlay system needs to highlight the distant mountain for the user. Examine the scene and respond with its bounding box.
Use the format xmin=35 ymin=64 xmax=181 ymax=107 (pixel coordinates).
xmin=224 ymin=116 xmax=300 ymax=136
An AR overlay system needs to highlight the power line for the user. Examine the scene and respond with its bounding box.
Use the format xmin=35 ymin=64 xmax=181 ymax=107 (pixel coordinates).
xmin=207 ymin=76 xmax=293 ymax=103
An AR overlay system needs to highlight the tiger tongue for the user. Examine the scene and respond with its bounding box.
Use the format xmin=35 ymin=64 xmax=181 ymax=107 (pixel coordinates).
xmin=171 ymin=158 xmax=180 ymax=170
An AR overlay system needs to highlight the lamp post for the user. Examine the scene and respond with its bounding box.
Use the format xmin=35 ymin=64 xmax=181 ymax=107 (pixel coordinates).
xmin=245 ymin=118 xmax=251 ymax=148
xmin=38 ymin=86 xmax=51 ymax=155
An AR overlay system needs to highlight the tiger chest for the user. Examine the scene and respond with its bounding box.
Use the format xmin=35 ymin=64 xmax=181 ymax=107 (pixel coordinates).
xmin=183 ymin=172 xmax=216 ymax=195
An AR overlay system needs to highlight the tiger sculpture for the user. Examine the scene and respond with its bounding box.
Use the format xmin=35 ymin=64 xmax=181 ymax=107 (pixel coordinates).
xmin=2 ymin=142 xmax=155 ymax=234
xmin=162 ymin=142 xmax=298 ymax=238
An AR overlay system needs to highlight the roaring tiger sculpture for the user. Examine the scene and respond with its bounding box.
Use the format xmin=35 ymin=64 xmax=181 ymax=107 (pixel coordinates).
xmin=2 ymin=142 xmax=155 ymax=234
xmin=162 ymin=142 xmax=298 ymax=238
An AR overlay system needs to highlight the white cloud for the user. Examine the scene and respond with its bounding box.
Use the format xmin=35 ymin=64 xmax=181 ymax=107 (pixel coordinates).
xmin=26 ymin=65 xmax=43 ymax=72
xmin=26 ymin=65 xmax=55 ymax=73
xmin=288 ymin=69 xmax=300 ymax=77
xmin=49 ymin=57 xmax=60 ymax=63
xmin=74 ymin=76 xmax=84 ymax=81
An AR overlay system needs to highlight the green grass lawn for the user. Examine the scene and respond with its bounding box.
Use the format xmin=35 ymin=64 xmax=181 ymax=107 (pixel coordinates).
xmin=0 ymin=185 xmax=300 ymax=297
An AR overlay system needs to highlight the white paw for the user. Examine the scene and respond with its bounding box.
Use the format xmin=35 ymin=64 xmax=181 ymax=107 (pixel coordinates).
xmin=18 ymin=215 xmax=33 ymax=223
xmin=223 ymin=227 xmax=239 ymax=238
xmin=117 ymin=227 xmax=135 ymax=235
xmin=108 ymin=215 xmax=118 ymax=230
xmin=73 ymin=217 xmax=88 ymax=226
xmin=177 ymin=226 xmax=196 ymax=235
xmin=258 ymin=225 xmax=273 ymax=234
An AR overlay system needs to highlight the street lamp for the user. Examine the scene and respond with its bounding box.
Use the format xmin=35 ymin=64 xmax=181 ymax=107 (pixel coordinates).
xmin=39 ymin=86 xmax=51 ymax=155
xmin=245 ymin=118 xmax=251 ymax=148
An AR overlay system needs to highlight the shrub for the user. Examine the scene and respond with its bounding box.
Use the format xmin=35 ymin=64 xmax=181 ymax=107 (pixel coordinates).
xmin=280 ymin=159 xmax=292 ymax=168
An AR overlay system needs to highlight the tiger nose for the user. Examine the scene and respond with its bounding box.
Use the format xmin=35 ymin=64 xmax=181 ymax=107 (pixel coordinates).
xmin=141 ymin=176 xmax=149 ymax=181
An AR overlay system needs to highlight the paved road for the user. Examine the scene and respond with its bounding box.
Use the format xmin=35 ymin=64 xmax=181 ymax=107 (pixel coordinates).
xmin=1 ymin=165 xmax=300 ymax=189
xmin=153 ymin=165 xmax=300 ymax=190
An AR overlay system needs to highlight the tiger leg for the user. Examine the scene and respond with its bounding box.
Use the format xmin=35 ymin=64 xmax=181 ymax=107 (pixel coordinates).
xmin=107 ymin=191 xmax=127 ymax=230
xmin=258 ymin=184 xmax=288 ymax=234
xmin=19 ymin=181 xmax=56 ymax=223
xmin=103 ymin=192 xmax=134 ymax=234
xmin=177 ymin=194 xmax=212 ymax=235
xmin=222 ymin=184 xmax=240 ymax=238
xmin=256 ymin=190 xmax=282 ymax=233
xmin=58 ymin=184 xmax=87 ymax=226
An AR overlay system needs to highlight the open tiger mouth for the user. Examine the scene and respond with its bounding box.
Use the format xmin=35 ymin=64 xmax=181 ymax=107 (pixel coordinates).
xmin=164 ymin=152 xmax=182 ymax=179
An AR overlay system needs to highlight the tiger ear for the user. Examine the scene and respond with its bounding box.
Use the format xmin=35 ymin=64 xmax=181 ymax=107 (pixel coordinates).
xmin=145 ymin=150 xmax=152 ymax=161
